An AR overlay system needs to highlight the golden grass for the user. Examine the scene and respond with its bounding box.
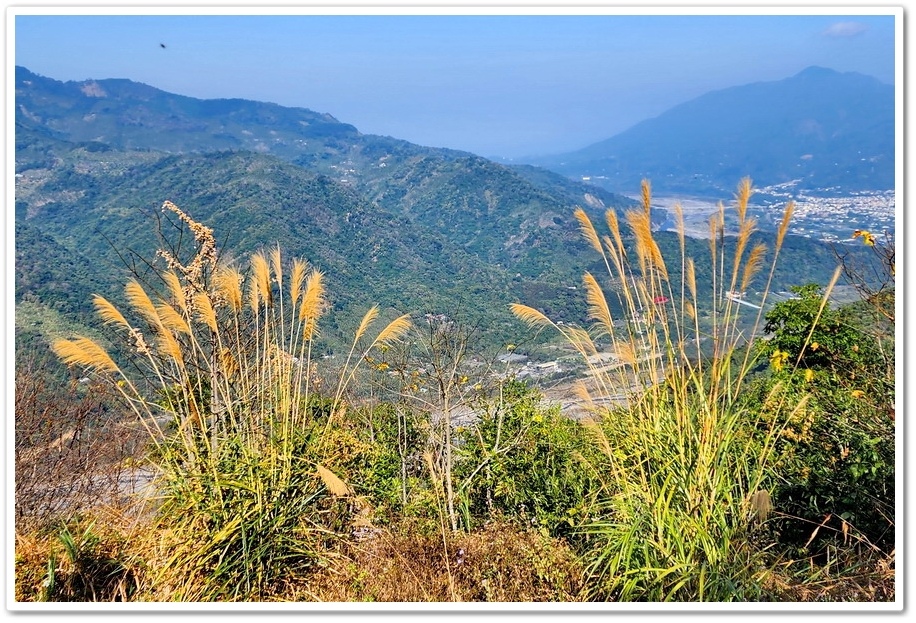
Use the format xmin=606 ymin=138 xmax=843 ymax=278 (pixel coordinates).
xmin=46 ymin=202 xmax=416 ymax=601
xmin=511 ymin=178 xmax=808 ymax=600
xmin=51 ymin=337 xmax=120 ymax=374
xmin=93 ymin=295 xmax=129 ymax=329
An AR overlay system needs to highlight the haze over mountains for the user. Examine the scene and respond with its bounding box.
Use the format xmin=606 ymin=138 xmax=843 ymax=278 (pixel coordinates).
xmin=14 ymin=65 xmax=888 ymax=353
xmin=524 ymin=66 xmax=894 ymax=195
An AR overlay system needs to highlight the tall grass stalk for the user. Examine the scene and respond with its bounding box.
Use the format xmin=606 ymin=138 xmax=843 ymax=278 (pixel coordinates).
xmin=52 ymin=201 xmax=410 ymax=600
xmin=513 ymin=179 xmax=803 ymax=601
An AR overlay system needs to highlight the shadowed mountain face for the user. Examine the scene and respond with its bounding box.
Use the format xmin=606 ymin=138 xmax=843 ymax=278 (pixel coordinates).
xmin=527 ymin=66 xmax=894 ymax=195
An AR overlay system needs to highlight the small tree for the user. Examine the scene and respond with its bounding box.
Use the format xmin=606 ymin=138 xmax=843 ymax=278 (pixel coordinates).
xmin=761 ymin=283 xmax=874 ymax=373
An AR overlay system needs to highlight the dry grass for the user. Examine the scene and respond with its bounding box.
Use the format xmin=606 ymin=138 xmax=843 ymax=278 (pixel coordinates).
xmin=14 ymin=508 xmax=892 ymax=603
xmin=298 ymin=520 xmax=585 ymax=602
xmin=14 ymin=514 xmax=143 ymax=602
xmin=764 ymin=547 xmax=895 ymax=602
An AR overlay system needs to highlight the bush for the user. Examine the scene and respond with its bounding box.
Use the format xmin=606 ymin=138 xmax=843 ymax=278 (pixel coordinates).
xmin=14 ymin=362 xmax=145 ymax=530
xmin=349 ymin=401 xmax=434 ymax=521
xmin=753 ymin=284 xmax=895 ymax=552
xmin=454 ymin=379 xmax=599 ymax=539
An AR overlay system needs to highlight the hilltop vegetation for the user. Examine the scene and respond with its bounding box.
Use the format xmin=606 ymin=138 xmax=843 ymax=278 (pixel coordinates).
xmin=14 ymin=183 xmax=895 ymax=603
xmin=13 ymin=66 xmax=895 ymax=605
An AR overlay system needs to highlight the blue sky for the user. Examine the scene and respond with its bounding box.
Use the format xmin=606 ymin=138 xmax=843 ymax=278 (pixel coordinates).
xmin=12 ymin=9 xmax=898 ymax=158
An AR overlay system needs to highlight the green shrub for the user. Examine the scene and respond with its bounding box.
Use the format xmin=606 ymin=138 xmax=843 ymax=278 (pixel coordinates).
xmin=349 ymin=401 xmax=434 ymax=520
xmin=753 ymin=285 xmax=895 ymax=552
xmin=454 ymin=379 xmax=599 ymax=539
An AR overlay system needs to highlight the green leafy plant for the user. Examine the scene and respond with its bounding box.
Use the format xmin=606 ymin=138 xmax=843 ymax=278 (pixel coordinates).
xmin=753 ymin=283 xmax=895 ymax=552
xmin=454 ymin=378 xmax=598 ymax=539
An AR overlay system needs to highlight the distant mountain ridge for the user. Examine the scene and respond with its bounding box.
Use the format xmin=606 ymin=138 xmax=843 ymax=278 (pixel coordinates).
xmin=528 ymin=66 xmax=894 ymax=195
xmin=15 ymin=65 xmax=363 ymax=155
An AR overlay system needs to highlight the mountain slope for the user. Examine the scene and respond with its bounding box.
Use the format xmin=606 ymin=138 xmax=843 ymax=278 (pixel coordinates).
xmin=15 ymin=66 xmax=362 ymax=156
xmin=531 ymin=66 xmax=894 ymax=194
xmin=15 ymin=137 xmax=610 ymax=347
xmin=15 ymin=66 xmax=865 ymax=353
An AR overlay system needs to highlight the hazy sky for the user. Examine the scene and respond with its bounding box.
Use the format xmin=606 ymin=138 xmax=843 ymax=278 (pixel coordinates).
xmin=12 ymin=8 xmax=898 ymax=159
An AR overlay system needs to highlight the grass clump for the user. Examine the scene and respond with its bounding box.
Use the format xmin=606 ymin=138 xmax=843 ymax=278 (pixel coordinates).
xmin=50 ymin=201 xmax=411 ymax=600
xmin=15 ymin=517 xmax=140 ymax=602
xmin=513 ymin=178 xmax=811 ymax=601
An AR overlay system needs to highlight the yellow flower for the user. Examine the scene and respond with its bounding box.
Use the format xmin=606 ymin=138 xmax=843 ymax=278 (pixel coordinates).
xmin=810 ymin=342 xmax=819 ymax=351
xmin=804 ymin=369 xmax=814 ymax=383
xmin=851 ymin=389 xmax=865 ymax=399
xmin=770 ymin=349 xmax=789 ymax=372
xmin=852 ymin=229 xmax=876 ymax=246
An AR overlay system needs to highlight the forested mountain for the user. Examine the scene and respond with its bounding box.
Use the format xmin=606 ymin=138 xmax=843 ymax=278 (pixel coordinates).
xmin=15 ymin=66 xmax=642 ymax=346
xmin=14 ymin=65 xmax=863 ymax=352
xmin=529 ymin=66 xmax=894 ymax=195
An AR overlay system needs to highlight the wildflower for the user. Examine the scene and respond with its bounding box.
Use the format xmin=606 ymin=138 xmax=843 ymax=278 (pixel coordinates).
xmin=804 ymin=369 xmax=814 ymax=383
xmin=770 ymin=349 xmax=789 ymax=372
xmin=376 ymin=362 xmax=389 ymax=371
xmin=852 ymin=229 xmax=876 ymax=246
xmin=851 ymin=389 xmax=865 ymax=399
xmin=810 ymin=342 xmax=819 ymax=351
